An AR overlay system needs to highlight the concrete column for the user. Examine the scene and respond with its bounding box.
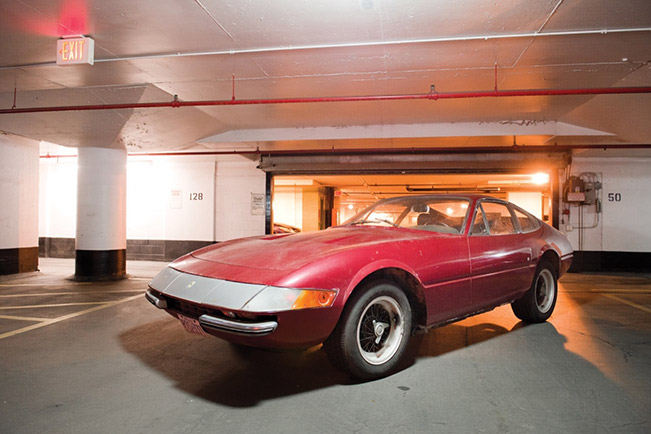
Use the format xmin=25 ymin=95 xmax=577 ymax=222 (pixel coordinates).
xmin=0 ymin=134 xmax=40 ymax=275
xmin=75 ymin=147 xmax=127 ymax=280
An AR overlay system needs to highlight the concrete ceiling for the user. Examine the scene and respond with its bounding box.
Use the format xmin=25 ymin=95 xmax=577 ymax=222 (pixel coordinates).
xmin=0 ymin=0 xmax=650 ymax=155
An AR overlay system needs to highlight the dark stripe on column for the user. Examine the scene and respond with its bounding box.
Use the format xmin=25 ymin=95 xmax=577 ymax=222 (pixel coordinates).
xmin=551 ymin=168 xmax=560 ymax=230
xmin=0 ymin=247 xmax=39 ymax=275
xmin=74 ymin=249 xmax=126 ymax=281
xmin=265 ymin=171 xmax=273 ymax=235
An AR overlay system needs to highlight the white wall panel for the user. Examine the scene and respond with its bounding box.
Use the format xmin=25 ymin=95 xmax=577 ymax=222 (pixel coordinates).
xmin=39 ymin=158 xmax=77 ymax=238
xmin=41 ymin=154 xmax=265 ymax=244
xmin=600 ymin=160 xmax=651 ymax=252
xmin=161 ymin=159 xmax=215 ymax=241
xmin=564 ymin=157 xmax=651 ymax=253
xmin=0 ymin=134 xmax=39 ymax=248
xmin=126 ymin=159 xmax=165 ymax=240
xmin=214 ymin=158 xmax=266 ymax=241
xmin=507 ymin=192 xmax=543 ymax=219
xmin=273 ymin=186 xmax=303 ymax=230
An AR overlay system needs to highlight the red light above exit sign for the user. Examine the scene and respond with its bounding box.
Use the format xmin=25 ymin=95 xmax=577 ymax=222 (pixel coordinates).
xmin=57 ymin=37 xmax=94 ymax=65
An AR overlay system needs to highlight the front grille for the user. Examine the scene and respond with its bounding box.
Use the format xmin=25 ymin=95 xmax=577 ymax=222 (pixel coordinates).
xmin=149 ymin=288 xmax=275 ymax=324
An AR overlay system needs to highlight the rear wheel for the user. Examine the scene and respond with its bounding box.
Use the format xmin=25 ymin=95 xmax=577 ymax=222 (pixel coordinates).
xmin=324 ymin=280 xmax=412 ymax=380
xmin=511 ymin=260 xmax=557 ymax=323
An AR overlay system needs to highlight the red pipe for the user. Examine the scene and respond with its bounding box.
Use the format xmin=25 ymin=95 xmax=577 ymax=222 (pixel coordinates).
xmin=39 ymin=143 xmax=651 ymax=159
xmin=5 ymin=86 xmax=651 ymax=114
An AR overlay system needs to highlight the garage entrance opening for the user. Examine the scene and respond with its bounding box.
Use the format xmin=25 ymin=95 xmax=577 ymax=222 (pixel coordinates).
xmin=272 ymin=172 xmax=555 ymax=234
xmin=263 ymin=152 xmax=569 ymax=234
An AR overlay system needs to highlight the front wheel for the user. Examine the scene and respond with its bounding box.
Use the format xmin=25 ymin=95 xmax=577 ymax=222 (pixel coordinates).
xmin=511 ymin=260 xmax=558 ymax=323
xmin=324 ymin=280 xmax=412 ymax=380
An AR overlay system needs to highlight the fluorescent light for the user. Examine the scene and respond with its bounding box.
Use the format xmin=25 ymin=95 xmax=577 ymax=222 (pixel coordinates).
xmin=531 ymin=173 xmax=549 ymax=185
xmin=274 ymin=178 xmax=314 ymax=186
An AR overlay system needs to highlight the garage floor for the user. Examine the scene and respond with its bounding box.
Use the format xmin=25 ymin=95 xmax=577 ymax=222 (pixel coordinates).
xmin=1 ymin=259 xmax=649 ymax=434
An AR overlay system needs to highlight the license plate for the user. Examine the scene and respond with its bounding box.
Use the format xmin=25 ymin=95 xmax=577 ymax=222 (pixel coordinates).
xmin=177 ymin=314 xmax=209 ymax=337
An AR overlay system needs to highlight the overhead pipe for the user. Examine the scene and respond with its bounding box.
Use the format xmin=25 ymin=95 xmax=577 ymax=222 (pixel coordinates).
xmin=4 ymin=86 xmax=651 ymax=115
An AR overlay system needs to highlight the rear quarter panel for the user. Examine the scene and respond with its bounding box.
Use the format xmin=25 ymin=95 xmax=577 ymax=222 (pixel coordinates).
xmin=539 ymin=223 xmax=574 ymax=277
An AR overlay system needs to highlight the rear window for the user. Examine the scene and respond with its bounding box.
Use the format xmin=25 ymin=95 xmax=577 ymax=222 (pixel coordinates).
xmin=480 ymin=202 xmax=517 ymax=235
xmin=513 ymin=207 xmax=541 ymax=233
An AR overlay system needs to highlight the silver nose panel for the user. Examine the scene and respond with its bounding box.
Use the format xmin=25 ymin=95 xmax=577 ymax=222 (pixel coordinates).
xmin=148 ymin=267 xmax=267 ymax=310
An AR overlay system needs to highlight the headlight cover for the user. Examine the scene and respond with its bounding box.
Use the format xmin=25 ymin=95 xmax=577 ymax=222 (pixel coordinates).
xmin=242 ymin=287 xmax=338 ymax=312
xmin=150 ymin=266 xmax=337 ymax=313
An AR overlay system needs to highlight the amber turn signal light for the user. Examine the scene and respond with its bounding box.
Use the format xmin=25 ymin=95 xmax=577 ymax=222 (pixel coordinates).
xmin=291 ymin=289 xmax=337 ymax=310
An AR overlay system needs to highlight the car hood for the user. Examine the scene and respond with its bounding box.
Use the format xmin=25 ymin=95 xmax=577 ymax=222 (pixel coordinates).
xmin=188 ymin=226 xmax=426 ymax=272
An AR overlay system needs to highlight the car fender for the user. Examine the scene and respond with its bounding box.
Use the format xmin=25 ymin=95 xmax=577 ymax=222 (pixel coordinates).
xmin=343 ymin=258 xmax=422 ymax=301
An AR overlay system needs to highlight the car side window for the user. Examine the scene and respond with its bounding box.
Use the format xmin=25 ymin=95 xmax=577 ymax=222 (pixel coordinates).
xmin=513 ymin=207 xmax=540 ymax=233
xmin=481 ymin=202 xmax=517 ymax=235
xmin=470 ymin=205 xmax=489 ymax=236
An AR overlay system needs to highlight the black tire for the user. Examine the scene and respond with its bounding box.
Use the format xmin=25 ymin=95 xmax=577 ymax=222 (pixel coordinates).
xmin=323 ymin=280 xmax=412 ymax=380
xmin=511 ymin=260 xmax=558 ymax=323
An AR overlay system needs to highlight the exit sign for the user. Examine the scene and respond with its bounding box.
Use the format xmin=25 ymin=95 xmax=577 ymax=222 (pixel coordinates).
xmin=57 ymin=37 xmax=94 ymax=65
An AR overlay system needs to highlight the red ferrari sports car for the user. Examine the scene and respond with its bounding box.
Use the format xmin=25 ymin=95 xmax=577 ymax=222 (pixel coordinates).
xmin=146 ymin=194 xmax=573 ymax=379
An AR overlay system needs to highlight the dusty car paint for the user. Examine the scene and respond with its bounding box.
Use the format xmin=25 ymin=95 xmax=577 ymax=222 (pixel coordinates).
xmin=148 ymin=195 xmax=573 ymax=350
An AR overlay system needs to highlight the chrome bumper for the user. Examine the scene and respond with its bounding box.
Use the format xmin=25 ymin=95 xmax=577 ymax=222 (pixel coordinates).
xmin=145 ymin=290 xmax=167 ymax=309
xmin=145 ymin=290 xmax=278 ymax=336
xmin=199 ymin=314 xmax=278 ymax=335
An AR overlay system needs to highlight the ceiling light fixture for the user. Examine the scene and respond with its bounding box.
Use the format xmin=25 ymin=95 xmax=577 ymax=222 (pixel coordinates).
xmin=531 ymin=173 xmax=550 ymax=185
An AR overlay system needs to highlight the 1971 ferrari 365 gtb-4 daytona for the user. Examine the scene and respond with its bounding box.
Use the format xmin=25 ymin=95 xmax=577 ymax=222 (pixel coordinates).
xmin=147 ymin=194 xmax=573 ymax=379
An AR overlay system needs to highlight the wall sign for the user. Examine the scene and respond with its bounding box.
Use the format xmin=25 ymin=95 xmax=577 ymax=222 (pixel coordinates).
xmin=251 ymin=193 xmax=265 ymax=215
xmin=57 ymin=37 xmax=95 ymax=65
xmin=169 ymin=189 xmax=182 ymax=209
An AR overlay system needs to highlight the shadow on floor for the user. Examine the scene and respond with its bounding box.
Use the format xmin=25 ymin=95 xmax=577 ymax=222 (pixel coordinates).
xmin=119 ymin=316 xmax=529 ymax=407
xmin=120 ymin=317 xmax=346 ymax=407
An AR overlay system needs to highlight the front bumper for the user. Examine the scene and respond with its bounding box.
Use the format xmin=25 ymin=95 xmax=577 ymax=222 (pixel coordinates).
xmin=198 ymin=314 xmax=277 ymax=335
xmin=146 ymin=267 xmax=342 ymax=348
xmin=146 ymin=289 xmax=278 ymax=335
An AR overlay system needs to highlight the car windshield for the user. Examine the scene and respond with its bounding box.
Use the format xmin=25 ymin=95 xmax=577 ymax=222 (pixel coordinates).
xmin=343 ymin=197 xmax=470 ymax=234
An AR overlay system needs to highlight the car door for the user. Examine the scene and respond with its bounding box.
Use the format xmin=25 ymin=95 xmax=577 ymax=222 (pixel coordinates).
xmin=398 ymin=198 xmax=473 ymax=326
xmin=467 ymin=200 xmax=534 ymax=310
xmin=419 ymin=235 xmax=472 ymax=325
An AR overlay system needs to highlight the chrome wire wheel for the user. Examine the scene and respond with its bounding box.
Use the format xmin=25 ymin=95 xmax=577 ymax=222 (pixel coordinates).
xmin=511 ymin=260 xmax=557 ymax=323
xmin=535 ymin=268 xmax=555 ymax=314
xmin=356 ymin=295 xmax=405 ymax=365
xmin=324 ymin=280 xmax=413 ymax=379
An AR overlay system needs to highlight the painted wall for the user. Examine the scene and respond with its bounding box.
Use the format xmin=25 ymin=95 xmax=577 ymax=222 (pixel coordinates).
xmin=273 ymin=186 xmax=303 ymax=230
xmin=214 ymin=158 xmax=267 ymax=241
xmin=39 ymin=157 xmax=77 ymax=239
xmin=127 ymin=156 xmax=216 ymax=241
xmin=301 ymin=187 xmax=321 ymax=232
xmin=38 ymin=151 xmax=650 ymax=260
xmin=39 ymin=153 xmax=266 ymax=246
xmin=1 ymin=134 xmax=39 ymax=249
xmin=507 ymin=192 xmax=543 ymax=220
xmin=561 ymin=156 xmax=651 ymax=253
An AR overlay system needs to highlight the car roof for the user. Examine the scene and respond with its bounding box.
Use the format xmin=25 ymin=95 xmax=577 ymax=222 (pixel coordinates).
xmin=378 ymin=193 xmax=503 ymax=203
